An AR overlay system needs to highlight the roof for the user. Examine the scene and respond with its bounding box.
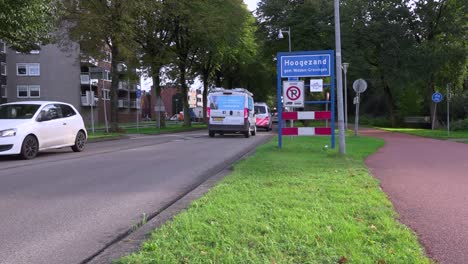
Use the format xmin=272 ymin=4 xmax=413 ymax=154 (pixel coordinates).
xmin=1 ymin=101 xmax=73 ymax=106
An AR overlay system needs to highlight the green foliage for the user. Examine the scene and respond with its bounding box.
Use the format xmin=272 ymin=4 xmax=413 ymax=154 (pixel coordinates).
xmin=0 ymin=0 xmax=57 ymax=52
xmin=118 ymin=136 xmax=431 ymax=263
xmin=451 ymin=119 xmax=468 ymax=131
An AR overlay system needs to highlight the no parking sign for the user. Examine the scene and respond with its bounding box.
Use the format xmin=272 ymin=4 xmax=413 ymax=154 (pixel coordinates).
xmin=283 ymin=81 xmax=304 ymax=108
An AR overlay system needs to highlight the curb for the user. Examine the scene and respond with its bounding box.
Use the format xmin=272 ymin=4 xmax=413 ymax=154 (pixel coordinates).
xmin=84 ymin=134 xmax=273 ymax=264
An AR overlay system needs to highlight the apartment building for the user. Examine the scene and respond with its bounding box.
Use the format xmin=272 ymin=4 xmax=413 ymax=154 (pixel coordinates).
xmin=0 ymin=40 xmax=7 ymax=104
xmin=4 ymin=43 xmax=140 ymax=125
xmin=188 ymin=88 xmax=203 ymax=108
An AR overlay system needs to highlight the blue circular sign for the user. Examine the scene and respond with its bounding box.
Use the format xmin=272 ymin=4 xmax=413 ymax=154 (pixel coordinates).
xmin=432 ymin=92 xmax=443 ymax=103
xmin=136 ymin=89 xmax=142 ymax=98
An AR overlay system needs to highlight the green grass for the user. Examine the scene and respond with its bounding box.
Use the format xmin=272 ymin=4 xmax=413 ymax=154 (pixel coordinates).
xmin=87 ymin=131 xmax=125 ymax=141
xmin=125 ymin=123 xmax=207 ymax=135
xmin=86 ymin=124 xmax=207 ymax=141
xmin=118 ymin=136 xmax=431 ymax=264
xmin=379 ymin=127 xmax=468 ymax=140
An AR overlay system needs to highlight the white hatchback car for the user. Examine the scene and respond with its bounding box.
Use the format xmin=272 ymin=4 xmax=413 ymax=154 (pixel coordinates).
xmin=0 ymin=101 xmax=87 ymax=159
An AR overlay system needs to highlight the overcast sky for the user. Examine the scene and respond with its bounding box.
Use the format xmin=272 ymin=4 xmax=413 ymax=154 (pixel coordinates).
xmin=244 ymin=0 xmax=259 ymax=11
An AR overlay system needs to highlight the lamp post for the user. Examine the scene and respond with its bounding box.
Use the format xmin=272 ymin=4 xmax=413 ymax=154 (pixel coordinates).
xmin=278 ymin=27 xmax=291 ymax=52
xmin=342 ymin=62 xmax=349 ymax=129
xmin=278 ymin=27 xmax=293 ymax=128
xmin=334 ymin=0 xmax=346 ymax=154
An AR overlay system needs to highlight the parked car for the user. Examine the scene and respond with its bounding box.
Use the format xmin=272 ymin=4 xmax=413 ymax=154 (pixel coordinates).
xmin=254 ymin=102 xmax=273 ymax=131
xmin=0 ymin=101 xmax=87 ymax=159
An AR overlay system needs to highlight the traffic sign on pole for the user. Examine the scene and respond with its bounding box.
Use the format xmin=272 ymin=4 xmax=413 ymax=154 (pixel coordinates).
xmin=432 ymin=92 xmax=443 ymax=103
xmin=283 ymin=81 xmax=304 ymax=108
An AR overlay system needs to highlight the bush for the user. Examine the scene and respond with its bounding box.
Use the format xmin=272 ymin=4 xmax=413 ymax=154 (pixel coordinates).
xmin=451 ymin=118 xmax=468 ymax=131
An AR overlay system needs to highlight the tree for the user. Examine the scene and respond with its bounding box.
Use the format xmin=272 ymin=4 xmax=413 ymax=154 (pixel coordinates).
xmin=408 ymin=0 xmax=466 ymax=127
xmin=63 ymin=0 xmax=138 ymax=132
xmin=0 ymin=0 xmax=57 ymax=52
xmin=133 ymin=0 xmax=172 ymax=128
xmin=192 ymin=0 xmax=251 ymax=122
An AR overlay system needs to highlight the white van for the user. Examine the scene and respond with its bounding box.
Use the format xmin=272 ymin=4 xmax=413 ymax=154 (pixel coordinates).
xmin=208 ymin=88 xmax=256 ymax=138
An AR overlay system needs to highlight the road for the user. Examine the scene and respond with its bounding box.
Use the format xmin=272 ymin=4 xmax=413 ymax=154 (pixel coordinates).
xmin=0 ymin=130 xmax=273 ymax=264
xmin=362 ymin=129 xmax=468 ymax=264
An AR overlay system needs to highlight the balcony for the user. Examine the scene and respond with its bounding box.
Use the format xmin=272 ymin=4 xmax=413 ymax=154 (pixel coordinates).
xmin=80 ymin=74 xmax=90 ymax=85
xmin=130 ymin=100 xmax=141 ymax=109
xmin=118 ymin=99 xmax=129 ymax=108
xmin=81 ymin=95 xmax=98 ymax=106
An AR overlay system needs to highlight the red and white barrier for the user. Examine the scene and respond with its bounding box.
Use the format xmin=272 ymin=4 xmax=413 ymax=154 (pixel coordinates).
xmin=282 ymin=127 xmax=331 ymax=136
xmin=282 ymin=111 xmax=331 ymax=120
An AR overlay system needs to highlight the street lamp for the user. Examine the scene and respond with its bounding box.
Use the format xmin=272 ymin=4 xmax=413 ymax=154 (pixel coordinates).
xmin=342 ymin=62 xmax=349 ymax=129
xmin=278 ymin=27 xmax=291 ymax=52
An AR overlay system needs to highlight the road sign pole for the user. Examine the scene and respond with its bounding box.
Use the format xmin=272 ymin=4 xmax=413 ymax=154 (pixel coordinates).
xmin=277 ymin=58 xmax=282 ymax=148
xmin=432 ymin=102 xmax=437 ymax=130
xmin=447 ymin=83 xmax=450 ymax=136
xmin=334 ymin=0 xmax=346 ymax=154
xmin=354 ymin=91 xmax=360 ymax=136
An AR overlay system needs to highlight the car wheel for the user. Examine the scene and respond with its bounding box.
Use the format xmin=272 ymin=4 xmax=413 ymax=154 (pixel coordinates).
xmin=209 ymin=130 xmax=215 ymax=137
xmin=20 ymin=135 xmax=39 ymax=160
xmin=251 ymin=125 xmax=256 ymax=136
xmin=71 ymin=131 xmax=86 ymax=152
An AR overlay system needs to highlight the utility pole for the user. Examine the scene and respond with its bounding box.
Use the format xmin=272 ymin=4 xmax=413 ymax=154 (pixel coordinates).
xmin=334 ymin=0 xmax=346 ymax=154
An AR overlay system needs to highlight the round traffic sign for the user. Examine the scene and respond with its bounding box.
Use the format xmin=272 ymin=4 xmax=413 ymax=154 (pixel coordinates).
xmin=432 ymin=92 xmax=443 ymax=103
xmin=353 ymin=79 xmax=367 ymax=93
xmin=286 ymin=86 xmax=301 ymax=101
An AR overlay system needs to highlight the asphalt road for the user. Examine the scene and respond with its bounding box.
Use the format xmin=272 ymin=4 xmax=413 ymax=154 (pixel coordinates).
xmin=0 ymin=130 xmax=273 ymax=264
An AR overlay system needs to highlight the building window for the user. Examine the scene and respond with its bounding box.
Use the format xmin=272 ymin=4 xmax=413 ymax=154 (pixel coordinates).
xmin=16 ymin=63 xmax=40 ymax=76
xmin=102 ymin=89 xmax=110 ymax=100
xmin=1 ymin=85 xmax=6 ymax=98
xmin=1 ymin=62 xmax=6 ymax=76
xmin=17 ymin=85 xmax=28 ymax=98
xmin=0 ymin=41 xmax=5 ymax=53
xmin=29 ymin=85 xmax=40 ymax=98
xmin=17 ymin=85 xmax=40 ymax=98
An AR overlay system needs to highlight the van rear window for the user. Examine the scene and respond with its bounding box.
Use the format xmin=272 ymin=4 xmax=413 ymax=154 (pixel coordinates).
xmin=209 ymin=95 xmax=244 ymax=110
xmin=254 ymin=106 xmax=266 ymax=114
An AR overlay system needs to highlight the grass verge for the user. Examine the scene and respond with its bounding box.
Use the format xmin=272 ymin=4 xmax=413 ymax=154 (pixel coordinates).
xmin=125 ymin=123 xmax=207 ymax=135
xmin=118 ymin=136 xmax=430 ymax=264
xmin=379 ymin=127 xmax=468 ymax=141
xmin=86 ymin=124 xmax=207 ymax=141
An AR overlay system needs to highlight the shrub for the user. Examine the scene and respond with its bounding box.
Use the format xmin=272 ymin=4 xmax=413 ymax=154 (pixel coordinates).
xmin=451 ymin=118 xmax=468 ymax=131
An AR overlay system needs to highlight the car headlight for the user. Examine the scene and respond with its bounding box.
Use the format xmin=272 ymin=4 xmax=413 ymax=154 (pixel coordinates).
xmin=0 ymin=129 xmax=17 ymax=137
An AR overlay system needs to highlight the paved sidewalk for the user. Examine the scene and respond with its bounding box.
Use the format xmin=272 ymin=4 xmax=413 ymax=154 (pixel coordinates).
xmin=361 ymin=129 xmax=468 ymax=264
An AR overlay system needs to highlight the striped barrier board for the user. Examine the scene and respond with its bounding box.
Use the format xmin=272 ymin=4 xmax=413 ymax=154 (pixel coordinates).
xmin=282 ymin=111 xmax=331 ymax=120
xmin=282 ymin=127 xmax=331 ymax=136
xmin=282 ymin=111 xmax=332 ymax=136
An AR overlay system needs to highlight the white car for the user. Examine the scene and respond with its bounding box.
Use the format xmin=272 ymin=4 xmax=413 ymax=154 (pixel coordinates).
xmin=0 ymin=101 xmax=87 ymax=159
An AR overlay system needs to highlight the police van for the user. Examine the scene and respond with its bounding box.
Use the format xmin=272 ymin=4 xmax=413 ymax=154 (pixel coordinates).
xmin=207 ymin=88 xmax=256 ymax=138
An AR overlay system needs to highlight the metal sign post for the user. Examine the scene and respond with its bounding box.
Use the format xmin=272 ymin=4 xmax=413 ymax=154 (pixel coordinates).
xmin=352 ymin=79 xmax=367 ymax=136
xmin=432 ymin=92 xmax=443 ymax=130
xmin=277 ymin=50 xmax=335 ymax=149
xmin=447 ymin=84 xmax=451 ymax=136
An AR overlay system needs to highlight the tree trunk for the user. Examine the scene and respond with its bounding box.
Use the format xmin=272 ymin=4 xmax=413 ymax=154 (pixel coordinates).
xmin=380 ymin=74 xmax=397 ymax=126
xmin=215 ymin=70 xmax=222 ymax=87
xmin=109 ymin=44 xmax=120 ymax=132
xmin=152 ymin=66 xmax=166 ymax=128
xmin=202 ymin=72 xmax=209 ymax=123
xmin=179 ymin=64 xmax=191 ymax=127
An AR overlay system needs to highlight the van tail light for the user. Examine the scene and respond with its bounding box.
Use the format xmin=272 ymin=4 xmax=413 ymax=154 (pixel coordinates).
xmin=207 ymin=107 xmax=211 ymax=118
xmin=244 ymin=108 xmax=248 ymax=119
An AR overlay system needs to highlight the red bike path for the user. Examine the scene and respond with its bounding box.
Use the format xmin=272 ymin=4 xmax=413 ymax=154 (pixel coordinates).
xmin=361 ymin=129 xmax=468 ymax=264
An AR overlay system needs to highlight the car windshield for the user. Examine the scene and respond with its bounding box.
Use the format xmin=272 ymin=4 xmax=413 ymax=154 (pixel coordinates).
xmin=0 ymin=104 xmax=41 ymax=119
xmin=255 ymin=106 xmax=267 ymax=114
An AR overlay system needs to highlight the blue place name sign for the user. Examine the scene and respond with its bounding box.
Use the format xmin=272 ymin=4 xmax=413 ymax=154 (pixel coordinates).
xmin=281 ymin=54 xmax=331 ymax=77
